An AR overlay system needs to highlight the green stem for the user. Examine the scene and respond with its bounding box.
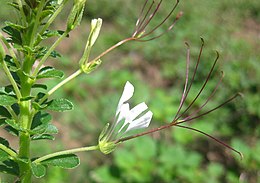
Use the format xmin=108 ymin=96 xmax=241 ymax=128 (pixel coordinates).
xmin=16 ymin=0 xmax=27 ymax=26
xmin=5 ymin=106 xmax=18 ymax=122
xmin=29 ymin=0 xmax=45 ymax=47
xmin=39 ymin=69 xmax=82 ymax=104
xmin=1 ymin=58 xmax=22 ymax=99
xmin=32 ymin=30 xmax=69 ymax=77
xmin=0 ymin=32 xmax=20 ymax=67
xmin=0 ymin=144 xmax=18 ymax=158
xmin=40 ymin=0 xmax=69 ymax=35
xmin=33 ymin=145 xmax=99 ymax=164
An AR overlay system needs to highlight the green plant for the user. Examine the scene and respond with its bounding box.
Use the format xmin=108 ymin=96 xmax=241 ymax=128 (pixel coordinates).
xmin=0 ymin=0 xmax=243 ymax=182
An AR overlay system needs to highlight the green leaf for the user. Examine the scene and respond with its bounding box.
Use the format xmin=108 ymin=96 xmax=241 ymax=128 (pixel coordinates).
xmin=0 ymin=150 xmax=9 ymax=162
xmin=42 ymin=154 xmax=80 ymax=169
xmin=31 ymin=112 xmax=52 ymax=134
xmin=0 ymin=137 xmax=9 ymax=147
xmin=32 ymin=163 xmax=46 ymax=178
xmin=5 ymin=21 xmax=26 ymax=32
xmin=5 ymin=119 xmax=23 ymax=132
xmin=0 ymin=106 xmax=11 ymax=118
xmin=47 ymin=98 xmax=74 ymax=112
xmin=32 ymin=84 xmax=48 ymax=90
xmin=37 ymin=66 xmax=64 ymax=79
xmin=4 ymin=126 xmax=19 ymax=136
xmin=0 ymin=94 xmax=17 ymax=106
xmin=2 ymin=26 xmax=22 ymax=45
xmin=45 ymin=124 xmax=58 ymax=134
xmin=31 ymin=134 xmax=55 ymax=141
xmin=0 ymin=159 xmax=19 ymax=176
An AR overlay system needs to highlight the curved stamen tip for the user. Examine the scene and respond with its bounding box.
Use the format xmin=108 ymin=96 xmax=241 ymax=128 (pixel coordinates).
xmin=238 ymin=152 xmax=244 ymax=160
xmin=214 ymin=50 xmax=220 ymax=60
xmin=176 ymin=11 xmax=183 ymax=19
xmin=185 ymin=41 xmax=190 ymax=48
xmin=237 ymin=92 xmax=244 ymax=98
xmin=200 ymin=37 xmax=205 ymax=45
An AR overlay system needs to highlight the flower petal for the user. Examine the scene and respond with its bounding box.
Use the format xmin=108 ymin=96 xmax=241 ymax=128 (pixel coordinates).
xmin=116 ymin=81 xmax=134 ymax=115
xmin=125 ymin=111 xmax=153 ymax=132
xmin=116 ymin=103 xmax=130 ymax=125
xmin=129 ymin=102 xmax=148 ymax=120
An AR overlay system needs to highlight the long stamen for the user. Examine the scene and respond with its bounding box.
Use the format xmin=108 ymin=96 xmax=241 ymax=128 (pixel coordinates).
xmin=174 ymin=124 xmax=243 ymax=159
xmin=174 ymin=38 xmax=205 ymax=121
xmin=176 ymin=93 xmax=242 ymax=124
xmin=177 ymin=51 xmax=219 ymax=121
xmin=182 ymin=71 xmax=224 ymax=121
xmin=133 ymin=0 xmax=156 ymax=37
xmin=174 ymin=42 xmax=191 ymax=120
xmin=139 ymin=0 xmax=179 ymax=38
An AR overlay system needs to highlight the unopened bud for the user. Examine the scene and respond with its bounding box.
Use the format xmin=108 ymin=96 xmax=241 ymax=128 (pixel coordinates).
xmin=88 ymin=18 xmax=102 ymax=47
xmin=66 ymin=0 xmax=87 ymax=31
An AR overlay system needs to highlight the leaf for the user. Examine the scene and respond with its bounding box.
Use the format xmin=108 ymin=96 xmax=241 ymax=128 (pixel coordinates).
xmin=30 ymin=112 xmax=52 ymax=134
xmin=0 ymin=137 xmax=9 ymax=147
xmin=41 ymin=154 xmax=80 ymax=169
xmin=5 ymin=21 xmax=26 ymax=32
xmin=32 ymin=163 xmax=46 ymax=178
xmin=2 ymin=26 xmax=22 ymax=45
xmin=32 ymin=84 xmax=48 ymax=90
xmin=4 ymin=126 xmax=19 ymax=136
xmin=0 ymin=159 xmax=19 ymax=176
xmin=45 ymin=124 xmax=58 ymax=134
xmin=31 ymin=134 xmax=55 ymax=141
xmin=0 ymin=106 xmax=11 ymax=118
xmin=5 ymin=119 xmax=23 ymax=132
xmin=0 ymin=94 xmax=17 ymax=106
xmin=37 ymin=66 xmax=64 ymax=79
xmin=47 ymin=98 xmax=74 ymax=112
xmin=0 ymin=150 xmax=9 ymax=162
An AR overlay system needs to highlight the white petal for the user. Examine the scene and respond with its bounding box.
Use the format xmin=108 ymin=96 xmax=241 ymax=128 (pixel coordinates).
xmin=125 ymin=111 xmax=153 ymax=132
xmin=116 ymin=81 xmax=134 ymax=115
xmin=129 ymin=102 xmax=148 ymax=120
xmin=116 ymin=103 xmax=130 ymax=125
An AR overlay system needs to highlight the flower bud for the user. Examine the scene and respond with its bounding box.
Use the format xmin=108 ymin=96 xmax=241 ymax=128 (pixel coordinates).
xmin=88 ymin=18 xmax=102 ymax=47
xmin=81 ymin=59 xmax=102 ymax=74
xmin=66 ymin=0 xmax=86 ymax=31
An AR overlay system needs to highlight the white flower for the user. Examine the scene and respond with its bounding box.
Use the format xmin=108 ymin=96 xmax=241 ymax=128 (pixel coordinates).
xmin=98 ymin=81 xmax=153 ymax=154
xmin=115 ymin=81 xmax=153 ymax=134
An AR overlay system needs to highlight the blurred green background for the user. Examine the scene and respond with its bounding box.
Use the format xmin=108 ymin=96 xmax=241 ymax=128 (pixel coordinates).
xmin=1 ymin=0 xmax=260 ymax=182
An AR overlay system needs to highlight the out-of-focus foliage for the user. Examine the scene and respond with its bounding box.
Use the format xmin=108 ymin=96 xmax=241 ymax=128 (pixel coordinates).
xmin=0 ymin=0 xmax=259 ymax=182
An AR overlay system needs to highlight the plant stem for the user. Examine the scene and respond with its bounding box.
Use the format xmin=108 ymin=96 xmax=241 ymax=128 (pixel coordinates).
xmin=39 ymin=69 xmax=82 ymax=104
xmin=1 ymin=57 xmax=22 ymax=99
xmin=33 ymin=145 xmax=99 ymax=164
xmin=32 ymin=30 xmax=69 ymax=77
xmin=0 ymin=144 xmax=18 ymax=158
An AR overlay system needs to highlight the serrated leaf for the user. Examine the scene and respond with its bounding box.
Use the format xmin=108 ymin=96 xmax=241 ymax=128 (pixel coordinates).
xmin=37 ymin=66 xmax=64 ymax=79
xmin=41 ymin=154 xmax=80 ymax=169
xmin=32 ymin=163 xmax=46 ymax=178
xmin=0 ymin=94 xmax=17 ymax=106
xmin=31 ymin=134 xmax=55 ymax=141
xmin=47 ymin=98 xmax=74 ymax=112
